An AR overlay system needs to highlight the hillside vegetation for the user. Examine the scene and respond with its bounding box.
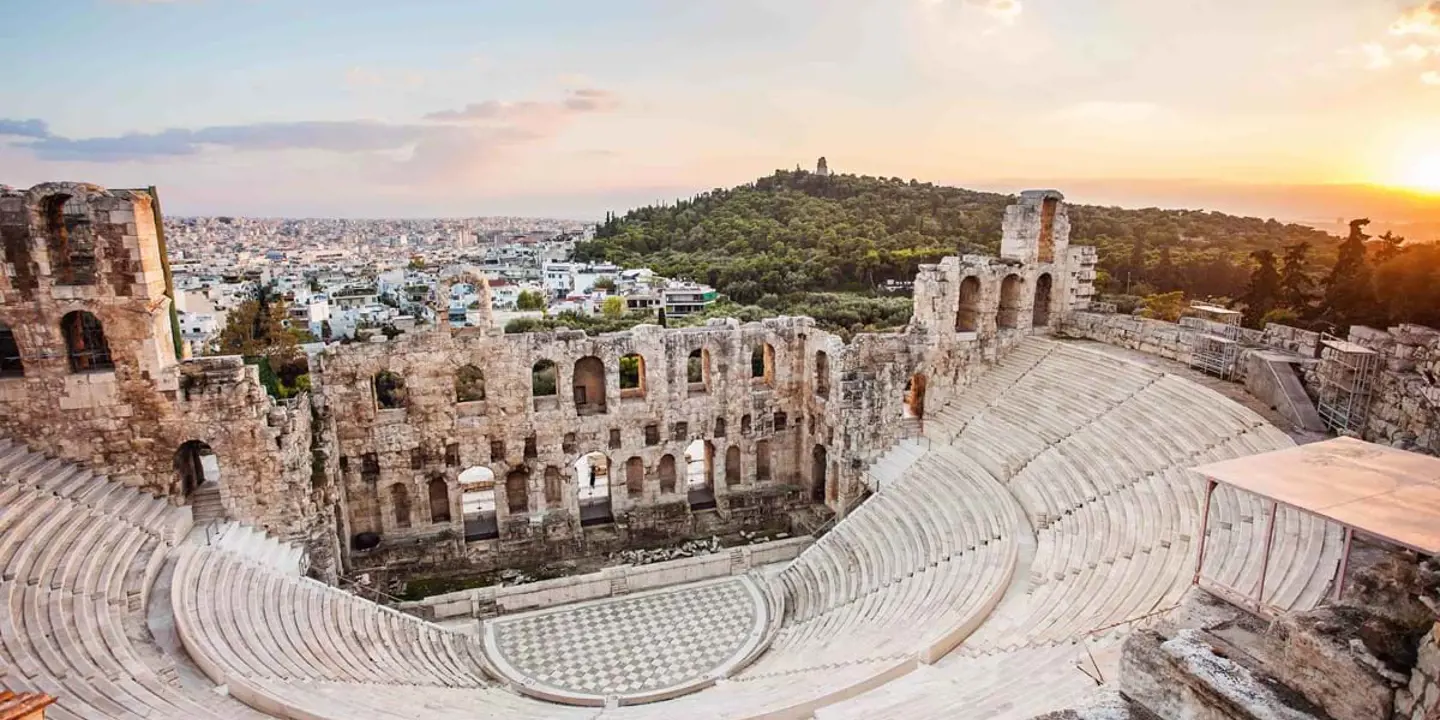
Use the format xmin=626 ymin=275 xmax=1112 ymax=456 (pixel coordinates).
xmin=576 ymin=170 xmax=1437 ymax=334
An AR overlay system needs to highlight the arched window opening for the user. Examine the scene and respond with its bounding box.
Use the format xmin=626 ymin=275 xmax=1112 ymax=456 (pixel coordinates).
xmin=455 ymin=364 xmax=486 ymax=402
xmin=61 ymin=311 xmax=112 ymax=373
xmin=687 ymin=440 xmax=716 ymax=510
xmin=619 ymin=353 xmax=645 ymax=398
xmin=725 ymin=445 xmax=741 ymax=488
xmin=811 ymin=445 xmax=828 ymax=504
xmin=390 ymin=484 xmax=412 ymax=529
xmin=1033 ymin=273 xmax=1054 ymax=328
xmin=173 ymin=440 xmax=219 ymax=501
xmin=532 ymin=359 xmax=558 ymax=398
xmin=904 ymin=374 xmax=927 ymax=420
xmin=373 ymin=371 xmax=406 ymax=409
xmin=998 ymin=274 xmax=1024 ymax=330
xmin=658 ymin=454 xmax=677 ymax=494
xmin=428 ymin=477 xmax=450 ymax=523
xmin=687 ymin=348 xmax=710 ymax=392
xmin=573 ymin=356 xmax=607 ymax=414
xmin=625 ymin=456 xmax=645 ymax=496
xmin=0 ymin=324 xmax=23 ymax=378
xmin=741 ymin=414 xmax=752 ymax=435
xmin=459 ymin=466 xmax=497 ymax=541
xmin=774 ymin=411 xmax=788 ymax=431
xmin=544 ymin=466 xmax=563 ymax=506
xmin=751 ymin=344 xmax=775 ymax=385
xmin=956 ymin=276 xmax=981 ymax=333
xmin=43 ymin=194 xmax=96 ymax=286
xmin=505 ymin=469 xmax=530 ymax=515
xmin=575 ymin=451 xmax=612 ymax=525
xmin=814 ymin=351 xmax=830 ymax=399
xmin=756 ymin=440 xmax=771 ymax=482
xmin=714 ymin=416 xmax=727 ymax=438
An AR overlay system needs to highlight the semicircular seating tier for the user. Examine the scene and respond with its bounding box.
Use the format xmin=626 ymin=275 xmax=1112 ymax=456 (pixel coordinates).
xmin=0 ymin=335 xmax=1344 ymax=720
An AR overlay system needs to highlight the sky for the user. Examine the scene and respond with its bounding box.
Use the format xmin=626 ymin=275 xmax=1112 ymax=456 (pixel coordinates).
xmin=3 ymin=0 xmax=1440 ymax=225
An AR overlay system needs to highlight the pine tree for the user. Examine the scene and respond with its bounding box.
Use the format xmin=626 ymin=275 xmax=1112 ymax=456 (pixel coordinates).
xmin=1322 ymin=219 xmax=1376 ymax=330
xmin=1278 ymin=242 xmax=1314 ymax=315
xmin=1242 ymin=250 xmax=1280 ymax=328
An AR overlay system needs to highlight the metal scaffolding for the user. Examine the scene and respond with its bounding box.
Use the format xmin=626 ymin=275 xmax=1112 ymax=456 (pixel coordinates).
xmin=1315 ymin=334 xmax=1379 ymax=435
xmin=1182 ymin=304 xmax=1242 ymax=380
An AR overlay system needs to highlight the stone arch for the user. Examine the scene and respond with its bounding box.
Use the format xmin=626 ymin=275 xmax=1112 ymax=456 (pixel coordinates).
xmin=998 ymin=274 xmax=1024 ymax=329
xmin=458 ymin=466 xmax=497 ymax=541
xmin=904 ymin=373 xmax=927 ymax=419
xmin=373 ymin=370 xmax=406 ymax=409
xmin=625 ymin=456 xmax=645 ymax=496
xmin=544 ymin=466 xmax=563 ymax=505
xmin=41 ymin=193 xmax=96 ymax=286
xmin=811 ymin=444 xmax=828 ymax=504
xmin=658 ymin=454 xmax=677 ymax=494
xmin=531 ymin=359 xmax=557 ymax=397
xmin=505 ymin=469 xmax=530 ymax=515
xmin=814 ymin=351 xmax=830 ymax=399
xmin=751 ymin=343 xmax=775 ymax=384
xmin=619 ymin=353 xmax=646 ymax=397
xmin=686 ymin=348 xmax=710 ymax=390
xmin=574 ymin=451 xmax=612 ymax=526
xmin=390 ymin=483 xmax=412 ymax=529
xmin=427 ymin=477 xmax=450 ymax=523
xmin=956 ymin=276 xmax=981 ymax=332
xmin=0 ymin=322 xmax=23 ymax=378
xmin=755 ymin=440 xmax=771 ymax=482
xmin=455 ymin=364 xmax=485 ymax=402
xmin=61 ymin=310 xmax=112 ymax=373
xmin=725 ymin=445 xmax=741 ymax=487
xmin=173 ymin=440 xmax=218 ymax=501
xmin=573 ymin=356 xmax=607 ymax=414
xmin=1033 ymin=272 xmax=1053 ymax=327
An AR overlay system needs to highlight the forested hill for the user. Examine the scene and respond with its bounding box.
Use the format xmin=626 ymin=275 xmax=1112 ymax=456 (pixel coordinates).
xmin=574 ymin=170 xmax=1338 ymax=306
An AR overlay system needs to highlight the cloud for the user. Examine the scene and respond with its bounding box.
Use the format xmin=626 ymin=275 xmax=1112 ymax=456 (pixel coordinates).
xmin=1424 ymin=70 xmax=1440 ymax=85
xmin=919 ymin=0 xmax=1023 ymax=25
xmin=1392 ymin=1 xmax=1440 ymax=37
xmin=0 ymin=90 xmax=619 ymax=165
xmin=0 ymin=119 xmax=50 ymax=139
xmin=1398 ymin=43 xmax=1433 ymax=62
xmin=1056 ymin=101 xmax=1161 ymax=124
xmin=1360 ymin=42 xmax=1393 ymax=69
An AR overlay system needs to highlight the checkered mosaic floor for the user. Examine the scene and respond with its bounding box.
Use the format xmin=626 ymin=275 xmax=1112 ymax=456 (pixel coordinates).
xmin=488 ymin=577 xmax=765 ymax=697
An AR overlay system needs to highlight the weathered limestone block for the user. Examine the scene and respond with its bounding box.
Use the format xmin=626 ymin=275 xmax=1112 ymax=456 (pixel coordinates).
xmin=1266 ymin=606 xmax=1413 ymax=720
xmin=1121 ymin=629 xmax=1326 ymax=720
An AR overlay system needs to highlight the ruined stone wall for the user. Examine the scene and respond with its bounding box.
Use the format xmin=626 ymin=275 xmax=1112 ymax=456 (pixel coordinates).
xmin=314 ymin=316 xmax=908 ymax=576
xmin=1347 ymin=325 xmax=1440 ymax=456
xmin=1398 ymin=621 xmax=1440 ymax=720
xmin=0 ymin=183 xmax=338 ymax=578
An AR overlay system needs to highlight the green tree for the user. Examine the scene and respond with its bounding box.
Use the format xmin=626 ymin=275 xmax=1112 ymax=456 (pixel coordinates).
xmin=1242 ymin=250 xmax=1280 ymax=329
xmin=600 ymin=295 xmax=625 ymax=319
xmin=216 ymin=285 xmax=309 ymax=398
xmin=516 ymin=290 xmax=547 ymax=311
xmin=593 ymin=276 xmax=617 ymax=292
xmin=407 ymin=255 xmax=426 ymax=270
xmin=1139 ymin=291 xmax=1186 ymax=322
xmin=1278 ymin=242 xmax=1314 ymax=316
xmin=1321 ymin=219 xmax=1376 ymax=330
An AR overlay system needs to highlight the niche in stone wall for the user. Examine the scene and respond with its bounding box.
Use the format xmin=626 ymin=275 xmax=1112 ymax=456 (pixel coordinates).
xmin=390 ymin=483 xmax=412 ymax=529
xmin=1038 ymin=197 xmax=1058 ymax=264
xmin=42 ymin=194 xmax=97 ymax=286
xmin=756 ymin=440 xmax=771 ymax=482
xmin=544 ymin=466 xmax=562 ymax=506
xmin=573 ymin=356 xmax=607 ymax=414
xmin=956 ymin=276 xmax=981 ymax=333
xmin=658 ymin=454 xmax=677 ymax=494
xmin=428 ymin=476 xmax=450 ymax=523
xmin=0 ymin=323 xmax=23 ymax=378
xmin=714 ymin=416 xmax=727 ymax=437
xmin=997 ymin=274 xmax=1024 ymax=330
xmin=811 ymin=445 xmax=828 ymax=504
xmin=1033 ymin=272 xmax=1053 ymax=328
xmin=741 ymin=414 xmax=752 ymax=435
xmin=505 ymin=469 xmax=530 ymax=515
xmin=625 ymin=456 xmax=645 ymax=496
xmin=61 ymin=311 xmax=113 ymax=373
xmin=751 ymin=344 xmax=775 ymax=385
xmin=725 ymin=445 xmax=741 ymax=487
xmin=814 ymin=352 xmax=830 ymax=399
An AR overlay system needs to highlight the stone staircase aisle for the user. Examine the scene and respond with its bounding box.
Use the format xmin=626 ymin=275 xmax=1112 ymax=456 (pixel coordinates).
xmin=190 ymin=481 xmax=224 ymax=524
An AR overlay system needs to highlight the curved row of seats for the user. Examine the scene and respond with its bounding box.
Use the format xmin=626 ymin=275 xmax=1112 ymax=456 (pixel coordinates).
xmin=0 ymin=438 xmax=269 ymax=720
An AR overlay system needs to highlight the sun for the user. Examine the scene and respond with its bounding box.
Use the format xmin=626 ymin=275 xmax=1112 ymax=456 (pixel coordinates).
xmin=1394 ymin=151 xmax=1440 ymax=194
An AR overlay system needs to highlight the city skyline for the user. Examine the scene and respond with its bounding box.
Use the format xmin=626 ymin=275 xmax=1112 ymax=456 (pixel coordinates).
xmin=3 ymin=0 xmax=1440 ymax=226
